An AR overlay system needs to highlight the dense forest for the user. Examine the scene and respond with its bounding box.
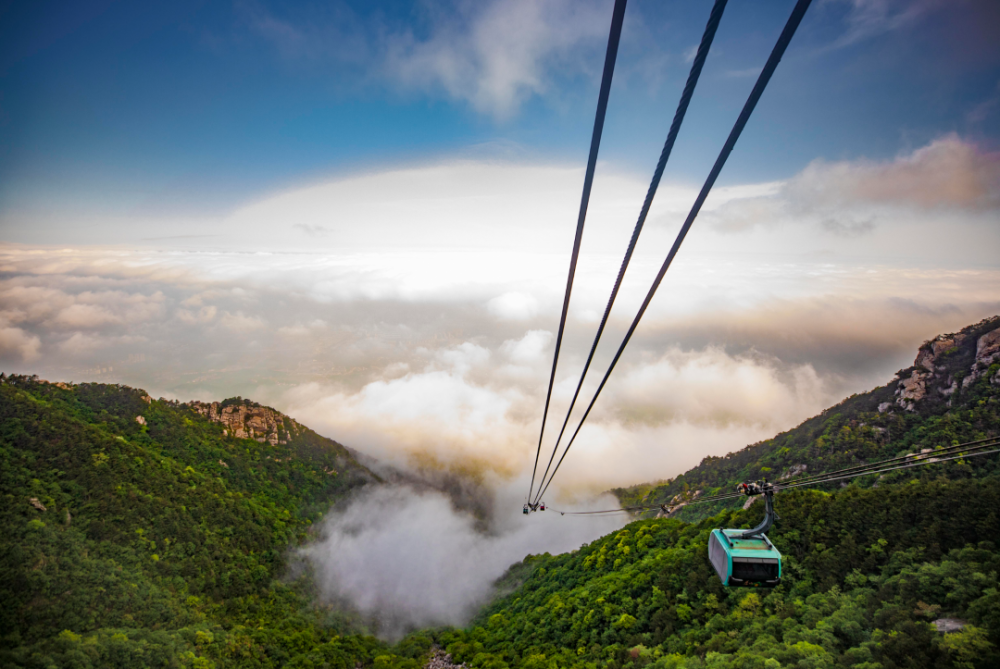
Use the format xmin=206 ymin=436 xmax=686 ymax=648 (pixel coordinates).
xmin=438 ymin=479 xmax=999 ymax=669
xmin=1 ymin=316 xmax=998 ymax=668
xmin=0 ymin=376 xmax=393 ymax=667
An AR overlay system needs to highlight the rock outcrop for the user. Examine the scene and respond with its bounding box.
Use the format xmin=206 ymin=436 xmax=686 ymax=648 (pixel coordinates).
xmin=933 ymin=618 xmax=967 ymax=633
xmin=188 ymin=400 xmax=304 ymax=445
xmin=973 ymin=327 xmax=1000 ymax=386
xmin=893 ymin=317 xmax=1000 ymax=411
xmin=779 ymin=464 xmax=807 ymax=480
xmin=425 ymin=650 xmax=467 ymax=669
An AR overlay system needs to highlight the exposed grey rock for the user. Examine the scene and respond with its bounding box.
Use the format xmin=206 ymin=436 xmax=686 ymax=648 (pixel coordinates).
xmin=425 ymin=649 xmax=467 ymax=669
xmin=896 ymin=370 xmax=928 ymax=410
xmin=934 ymin=618 xmax=966 ymax=633
xmin=189 ymin=400 xmax=302 ymax=445
xmin=977 ymin=328 xmax=1000 ymax=363
xmin=779 ymin=464 xmax=808 ymax=480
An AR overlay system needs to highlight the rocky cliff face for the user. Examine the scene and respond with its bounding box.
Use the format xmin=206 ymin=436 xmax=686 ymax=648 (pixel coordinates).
xmin=187 ymin=399 xmax=303 ymax=445
xmin=891 ymin=316 xmax=1000 ymax=412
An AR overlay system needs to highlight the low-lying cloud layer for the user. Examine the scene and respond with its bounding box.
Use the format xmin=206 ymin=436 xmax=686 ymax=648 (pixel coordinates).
xmin=1 ymin=136 xmax=998 ymax=496
xmin=301 ymin=483 xmax=623 ymax=639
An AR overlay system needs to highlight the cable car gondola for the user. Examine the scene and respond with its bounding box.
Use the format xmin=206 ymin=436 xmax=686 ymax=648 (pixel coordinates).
xmin=707 ymin=481 xmax=782 ymax=587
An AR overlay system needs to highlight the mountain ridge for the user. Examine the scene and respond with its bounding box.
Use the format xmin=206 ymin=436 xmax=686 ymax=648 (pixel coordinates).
xmin=612 ymin=315 xmax=1000 ymax=519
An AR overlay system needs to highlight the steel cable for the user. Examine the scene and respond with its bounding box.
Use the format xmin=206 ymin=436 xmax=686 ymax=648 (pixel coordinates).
xmin=549 ymin=439 xmax=999 ymax=516
xmin=776 ymin=436 xmax=999 ymax=488
xmin=777 ymin=442 xmax=1000 ymax=491
xmin=533 ymin=0 xmax=730 ymax=506
xmin=534 ymin=0 xmax=814 ymax=504
xmin=529 ymin=0 xmax=628 ymax=505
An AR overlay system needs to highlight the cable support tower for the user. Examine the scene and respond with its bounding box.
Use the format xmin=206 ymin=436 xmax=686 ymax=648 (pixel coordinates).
xmin=528 ymin=0 xmax=628 ymax=506
xmin=534 ymin=0 xmax=814 ymax=505
xmin=533 ymin=0 xmax=730 ymax=508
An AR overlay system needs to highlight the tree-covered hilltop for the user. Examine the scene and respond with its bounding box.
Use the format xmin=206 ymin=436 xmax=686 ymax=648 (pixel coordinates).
xmin=0 ymin=376 xmax=404 ymax=668
xmin=431 ymin=476 xmax=1000 ymax=669
xmin=613 ymin=317 xmax=1000 ymax=521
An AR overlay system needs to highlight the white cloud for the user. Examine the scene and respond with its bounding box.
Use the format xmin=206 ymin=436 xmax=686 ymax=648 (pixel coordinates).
xmin=697 ymin=135 xmax=1000 ymax=264
xmin=488 ymin=292 xmax=540 ymax=321
xmin=236 ymin=0 xmax=609 ymax=120
xmin=610 ymin=347 xmax=826 ymax=429
xmin=827 ymin=0 xmax=946 ymax=49
xmin=302 ymin=482 xmax=624 ymax=639
xmin=0 ymin=323 xmax=41 ymax=361
xmin=501 ymin=329 xmax=553 ymax=364
xmin=52 ymin=303 xmax=120 ymax=329
xmin=218 ymin=310 xmax=266 ymax=331
xmin=176 ymin=305 xmax=218 ymax=324
xmin=58 ymin=332 xmax=104 ymax=355
xmin=383 ymin=0 xmax=608 ymax=119
xmin=790 ymin=134 xmax=1000 ymax=209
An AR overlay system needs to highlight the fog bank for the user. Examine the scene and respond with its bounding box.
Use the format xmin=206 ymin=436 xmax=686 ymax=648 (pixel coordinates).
xmin=301 ymin=482 xmax=624 ymax=639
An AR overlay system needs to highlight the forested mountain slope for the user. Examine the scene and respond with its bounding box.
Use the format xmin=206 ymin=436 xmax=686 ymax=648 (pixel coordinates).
xmin=434 ymin=477 xmax=1000 ymax=669
xmin=0 ymin=377 xmax=391 ymax=667
xmin=613 ymin=316 xmax=1000 ymax=520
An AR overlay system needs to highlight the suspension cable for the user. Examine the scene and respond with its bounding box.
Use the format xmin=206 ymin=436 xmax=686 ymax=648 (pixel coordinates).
xmin=529 ymin=0 xmax=629 ymax=505
xmin=533 ymin=0 xmax=730 ymax=506
xmin=778 ymin=436 xmax=999 ymax=488
xmin=534 ymin=0 xmax=815 ymax=504
xmin=549 ymin=439 xmax=999 ymax=516
xmin=778 ymin=442 xmax=1000 ymax=491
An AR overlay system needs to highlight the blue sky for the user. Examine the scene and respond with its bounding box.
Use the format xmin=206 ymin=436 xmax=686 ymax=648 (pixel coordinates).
xmin=2 ymin=0 xmax=998 ymax=224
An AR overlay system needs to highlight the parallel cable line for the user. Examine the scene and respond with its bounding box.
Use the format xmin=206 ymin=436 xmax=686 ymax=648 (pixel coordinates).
xmin=533 ymin=0 xmax=730 ymax=506
xmin=550 ymin=439 xmax=999 ymax=516
xmin=529 ymin=0 xmax=628 ymax=505
xmin=535 ymin=0 xmax=815 ymax=504
xmin=777 ymin=436 xmax=999 ymax=488
xmin=778 ymin=442 xmax=1000 ymax=491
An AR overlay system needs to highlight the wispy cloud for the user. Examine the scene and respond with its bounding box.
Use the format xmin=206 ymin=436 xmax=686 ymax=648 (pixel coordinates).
xmin=236 ymin=0 xmax=610 ymax=120
xmin=382 ymin=0 xmax=608 ymax=120
xmin=824 ymin=0 xmax=946 ymax=49
xmin=703 ymin=135 xmax=1000 ymax=243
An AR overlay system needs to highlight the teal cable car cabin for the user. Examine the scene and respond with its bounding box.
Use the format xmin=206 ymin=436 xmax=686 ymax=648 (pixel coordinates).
xmin=708 ymin=529 xmax=782 ymax=587
xmin=708 ymin=481 xmax=782 ymax=587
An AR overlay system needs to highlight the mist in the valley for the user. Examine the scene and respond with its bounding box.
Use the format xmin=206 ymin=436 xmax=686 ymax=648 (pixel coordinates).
xmin=300 ymin=480 xmax=625 ymax=639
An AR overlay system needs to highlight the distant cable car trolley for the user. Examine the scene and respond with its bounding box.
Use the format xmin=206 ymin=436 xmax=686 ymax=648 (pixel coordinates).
xmin=708 ymin=481 xmax=782 ymax=587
